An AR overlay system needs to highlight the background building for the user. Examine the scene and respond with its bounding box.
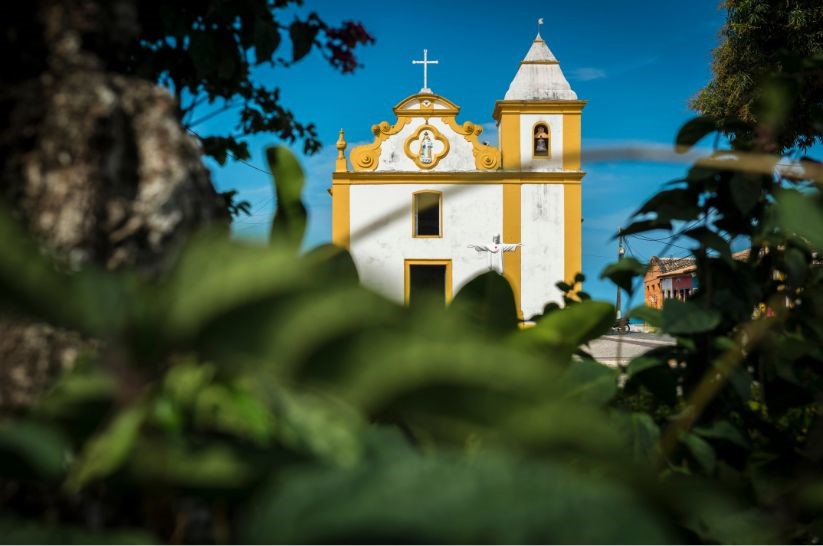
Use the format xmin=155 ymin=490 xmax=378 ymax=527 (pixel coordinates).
xmin=643 ymin=256 xmax=697 ymax=309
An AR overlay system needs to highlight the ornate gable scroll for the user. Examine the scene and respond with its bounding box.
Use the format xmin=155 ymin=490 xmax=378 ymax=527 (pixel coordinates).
xmin=347 ymin=93 xmax=501 ymax=173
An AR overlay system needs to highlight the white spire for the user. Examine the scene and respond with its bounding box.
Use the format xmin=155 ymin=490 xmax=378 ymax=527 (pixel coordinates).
xmin=503 ymin=34 xmax=577 ymax=101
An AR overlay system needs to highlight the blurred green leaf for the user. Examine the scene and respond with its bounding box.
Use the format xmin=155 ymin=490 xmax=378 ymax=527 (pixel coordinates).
xmin=449 ymin=271 xmax=519 ymax=333
xmin=625 ymin=354 xmax=678 ymax=406
xmin=627 ymin=304 xmax=662 ymax=328
xmin=682 ymin=227 xmax=730 ymax=259
xmin=273 ymin=389 xmax=364 ymax=467
xmin=36 ymin=362 xmax=116 ymax=419
xmin=164 ymin=360 xmax=216 ymax=407
xmin=241 ymin=450 xmax=674 ymax=544
xmin=694 ymin=420 xmax=750 ymax=449
xmin=675 ymin=116 xmax=716 ymax=153
xmin=635 ymin=188 xmax=701 ymax=222
xmin=661 ymin=300 xmax=721 ymax=335
xmin=334 ymin=332 xmax=558 ymax=413
xmin=775 ymin=189 xmax=823 ymax=251
xmin=303 ymin=244 xmax=360 ymax=285
xmin=559 ymin=359 xmax=618 ymax=405
xmin=66 ymin=404 xmax=147 ymax=491
xmin=627 ymin=355 xmax=665 ymax=378
xmin=289 ymin=21 xmax=318 ymax=62
xmin=600 ymin=258 xmax=646 ymax=295
xmin=519 ymin=300 xmax=615 ymax=359
xmin=130 ymin=438 xmax=257 ymax=488
xmin=253 ymin=17 xmax=280 ymax=62
xmin=0 ymin=207 xmax=136 ymax=337
xmin=160 ymin=235 xmax=308 ymax=341
xmin=194 ymin=382 xmax=273 ymax=444
xmin=730 ymin=174 xmax=763 ymax=215
xmin=618 ymin=412 xmax=661 ymax=460
xmin=681 ymin=432 xmax=716 ymax=474
xmin=0 ymin=422 xmax=68 ymax=480
xmin=267 ymin=145 xmax=307 ymax=248
xmin=619 ymin=219 xmax=674 ymax=237
xmin=0 ymin=517 xmax=154 ymax=544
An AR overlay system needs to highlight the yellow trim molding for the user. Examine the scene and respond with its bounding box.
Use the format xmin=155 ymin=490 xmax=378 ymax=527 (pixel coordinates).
xmin=502 ymin=183 xmax=522 ymax=319
xmin=331 ymin=184 xmax=350 ymax=249
xmin=563 ymin=184 xmax=582 ymax=287
xmin=493 ymin=100 xmax=587 ymax=120
xmin=499 ymin=112 xmax=520 ymax=170
xmin=562 ymin=111 xmax=582 ymax=171
xmin=332 ymin=171 xmax=584 ymax=184
xmin=393 ymin=93 xmax=460 ymax=118
xmin=412 ymin=190 xmax=443 ymax=238
xmin=404 ymin=124 xmax=450 ymax=169
xmin=404 ymin=259 xmax=453 ymax=305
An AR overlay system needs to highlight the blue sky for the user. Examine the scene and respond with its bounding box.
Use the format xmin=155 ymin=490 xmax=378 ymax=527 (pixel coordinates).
xmin=196 ymin=0 xmax=729 ymax=305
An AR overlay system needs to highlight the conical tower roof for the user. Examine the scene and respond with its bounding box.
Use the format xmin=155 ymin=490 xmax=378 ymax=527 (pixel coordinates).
xmin=503 ymin=33 xmax=577 ymax=101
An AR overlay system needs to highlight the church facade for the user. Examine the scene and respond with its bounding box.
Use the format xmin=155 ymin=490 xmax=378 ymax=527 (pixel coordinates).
xmin=331 ymin=33 xmax=585 ymax=320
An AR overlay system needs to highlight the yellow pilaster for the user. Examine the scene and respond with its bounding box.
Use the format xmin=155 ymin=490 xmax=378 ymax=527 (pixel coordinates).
xmin=563 ymin=182 xmax=582 ymax=285
xmin=562 ymin=111 xmax=582 ymax=286
xmin=331 ymin=183 xmax=350 ymax=249
xmin=503 ymin=182 xmax=522 ymax=318
xmin=499 ymin=113 xmax=520 ymax=170
xmin=562 ymin=111 xmax=581 ymax=170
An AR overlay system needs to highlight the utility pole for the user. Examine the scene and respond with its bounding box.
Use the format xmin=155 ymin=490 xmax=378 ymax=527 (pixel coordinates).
xmin=616 ymin=227 xmax=625 ymax=320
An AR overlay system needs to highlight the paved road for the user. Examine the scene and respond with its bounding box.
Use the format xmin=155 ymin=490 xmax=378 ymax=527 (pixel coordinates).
xmin=587 ymin=331 xmax=675 ymax=367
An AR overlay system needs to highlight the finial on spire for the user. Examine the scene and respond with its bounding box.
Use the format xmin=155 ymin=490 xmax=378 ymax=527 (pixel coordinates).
xmin=536 ymin=17 xmax=544 ymax=40
xmin=412 ymin=49 xmax=439 ymax=93
xmin=335 ymin=129 xmax=348 ymax=172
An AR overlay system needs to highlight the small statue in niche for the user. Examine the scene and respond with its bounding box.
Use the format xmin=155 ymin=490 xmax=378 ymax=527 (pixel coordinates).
xmin=534 ymin=124 xmax=549 ymax=157
xmin=419 ymin=131 xmax=434 ymax=164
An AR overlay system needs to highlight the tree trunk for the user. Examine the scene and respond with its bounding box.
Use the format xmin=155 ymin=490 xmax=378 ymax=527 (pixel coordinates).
xmin=0 ymin=0 xmax=228 ymax=411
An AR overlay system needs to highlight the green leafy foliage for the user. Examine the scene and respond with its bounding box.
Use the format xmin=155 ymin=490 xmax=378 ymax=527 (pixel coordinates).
xmin=2 ymin=3 xmax=374 ymax=163
xmin=143 ymin=3 xmax=374 ymax=159
xmin=1 ymin=7 xmax=822 ymax=541
xmin=609 ymin=38 xmax=823 ymax=544
xmin=661 ymin=299 xmax=722 ymax=335
xmin=0 ymin=139 xmax=786 ymax=542
xmin=691 ymin=0 xmax=823 ymax=150
xmin=242 ymin=449 xmax=675 ymax=544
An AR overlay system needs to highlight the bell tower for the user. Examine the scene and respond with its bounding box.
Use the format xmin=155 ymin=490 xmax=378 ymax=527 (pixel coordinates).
xmin=492 ymin=31 xmax=586 ymax=316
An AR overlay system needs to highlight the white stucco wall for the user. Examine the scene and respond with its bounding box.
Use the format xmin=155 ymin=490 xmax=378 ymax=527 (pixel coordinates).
xmin=375 ymin=117 xmax=477 ymax=172
xmin=520 ymin=184 xmax=565 ymax=319
xmin=519 ymin=113 xmax=564 ymax=172
xmin=349 ymin=183 xmax=503 ymax=303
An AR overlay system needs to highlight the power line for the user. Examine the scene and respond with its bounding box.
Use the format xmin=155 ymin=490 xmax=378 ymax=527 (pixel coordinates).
xmin=186 ymin=128 xmax=274 ymax=177
xmin=185 ymin=128 xmax=280 ymax=219
xmin=630 ymin=234 xmax=694 ymax=253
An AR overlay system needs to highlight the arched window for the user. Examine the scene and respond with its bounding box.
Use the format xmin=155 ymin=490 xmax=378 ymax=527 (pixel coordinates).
xmin=412 ymin=191 xmax=442 ymax=237
xmin=533 ymin=123 xmax=550 ymax=158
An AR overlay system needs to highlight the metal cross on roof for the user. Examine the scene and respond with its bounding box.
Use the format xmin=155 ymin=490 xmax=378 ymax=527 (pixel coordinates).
xmin=412 ymin=49 xmax=439 ymax=93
